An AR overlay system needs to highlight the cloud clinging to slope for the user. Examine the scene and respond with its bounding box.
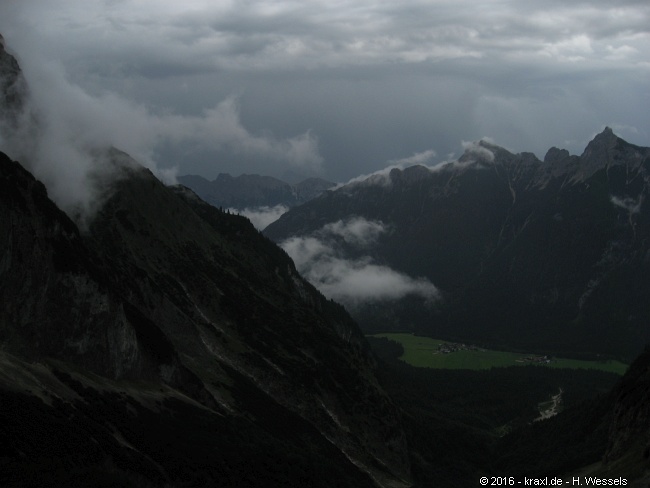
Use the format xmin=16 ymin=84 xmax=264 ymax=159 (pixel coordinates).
xmin=280 ymin=217 xmax=439 ymax=306
xmin=0 ymin=36 xmax=322 ymax=223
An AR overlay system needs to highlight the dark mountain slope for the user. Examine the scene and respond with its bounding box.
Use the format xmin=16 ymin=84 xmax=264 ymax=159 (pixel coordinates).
xmin=491 ymin=346 xmax=650 ymax=485
xmin=265 ymin=130 xmax=650 ymax=360
xmin=0 ymin=150 xmax=411 ymax=487
xmin=87 ymin=153 xmax=411 ymax=482
xmin=598 ymin=346 xmax=650 ymax=483
xmin=0 ymin=32 xmax=410 ymax=486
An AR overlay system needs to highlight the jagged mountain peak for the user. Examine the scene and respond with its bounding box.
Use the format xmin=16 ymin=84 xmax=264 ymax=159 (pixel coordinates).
xmin=448 ymin=129 xmax=649 ymax=188
xmin=580 ymin=127 xmax=619 ymax=161
xmin=389 ymin=164 xmax=434 ymax=183
xmin=543 ymin=146 xmax=571 ymax=164
xmin=458 ymin=139 xmax=505 ymax=164
xmin=575 ymin=127 xmax=650 ymax=181
xmin=456 ymin=139 xmax=545 ymax=174
xmin=592 ymin=125 xmax=617 ymax=144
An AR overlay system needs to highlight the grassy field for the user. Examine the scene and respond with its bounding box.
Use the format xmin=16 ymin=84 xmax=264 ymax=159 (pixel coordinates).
xmin=370 ymin=333 xmax=629 ymax=374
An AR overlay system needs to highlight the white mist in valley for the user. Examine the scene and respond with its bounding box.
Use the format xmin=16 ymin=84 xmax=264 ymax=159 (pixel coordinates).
xmin=280 ymin=217 xmax=440 ymax=307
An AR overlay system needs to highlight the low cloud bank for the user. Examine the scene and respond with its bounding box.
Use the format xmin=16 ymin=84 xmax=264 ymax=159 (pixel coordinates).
xmin=610 ymin=195 xmax=643 ymax=215
xmin=320 ymin=218 xmax=386 ymax=247
xmin=280 ymin=217 xmax=439 ymax=306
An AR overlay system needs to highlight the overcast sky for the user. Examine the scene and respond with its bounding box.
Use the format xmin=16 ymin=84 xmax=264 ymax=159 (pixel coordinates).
xmin=1 ymin=0 xmax=648 ymax=183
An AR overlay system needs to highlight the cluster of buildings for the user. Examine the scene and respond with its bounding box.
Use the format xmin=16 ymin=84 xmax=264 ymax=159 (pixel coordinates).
xmin=516 ymin=355 xmax=552 ymax=364
xmin=434 ymin=342 xmax=481 ymax=354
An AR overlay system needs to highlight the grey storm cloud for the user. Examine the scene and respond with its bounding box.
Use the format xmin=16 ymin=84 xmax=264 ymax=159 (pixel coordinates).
xmin=280 ymin=217 xmax=440 ymax=306
xmin=0 ymin=0 xmax=648 ymax=185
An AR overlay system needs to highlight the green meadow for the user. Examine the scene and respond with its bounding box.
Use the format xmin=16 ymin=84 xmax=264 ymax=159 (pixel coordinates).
xmin=370 ymin=333 xmax=628 ymax=375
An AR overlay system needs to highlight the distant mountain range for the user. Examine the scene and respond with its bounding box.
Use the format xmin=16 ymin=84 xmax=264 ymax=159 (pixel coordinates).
xmin=178 ymin=173 xmax=335 ymax=210
xmin=265 ymin=129 xmax=650 ymax=361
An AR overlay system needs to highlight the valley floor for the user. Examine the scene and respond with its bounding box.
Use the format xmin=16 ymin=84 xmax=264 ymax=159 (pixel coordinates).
xmin=370 ymin=333 xmax=628 ymax=374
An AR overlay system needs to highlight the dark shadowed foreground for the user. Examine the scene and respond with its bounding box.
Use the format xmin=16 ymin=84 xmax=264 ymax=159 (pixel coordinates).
xmin=0 ymin=150 xmax=411 ymax=487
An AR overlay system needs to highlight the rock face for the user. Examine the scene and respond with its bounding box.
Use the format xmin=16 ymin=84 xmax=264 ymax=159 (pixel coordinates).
xmin=0 ymin=150 xmax=411 ymax=487
xmin=602 ymin=347 xmax=650 ymax=481
xmin=556 ymin=347 xmax=650 ymax=485
xmin=178 ymin=173 xmax=335 ymax=210
xmin=265 ymin=129 xmax=650 ymax=360
xmin=0 ymin=35 xmax=28 ymax=125
xmin=0 ymin=153 xmax=150 ymax=378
